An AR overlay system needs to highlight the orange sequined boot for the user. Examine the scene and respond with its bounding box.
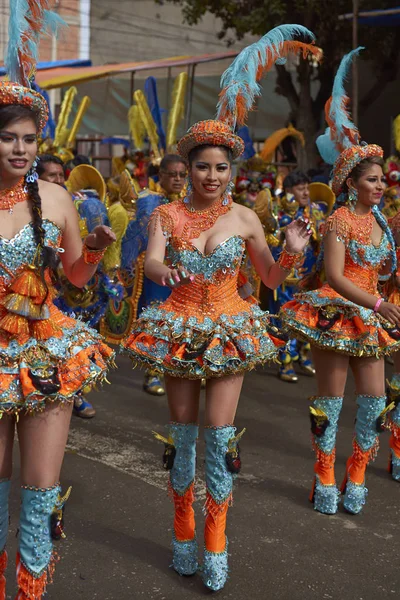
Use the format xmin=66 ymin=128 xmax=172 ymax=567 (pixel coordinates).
xmin=0 ymin=479 xmax=11 ymax=600
xmin=308 ymin=397 xmax=343 ymax=514
xmin=15 ymin=484 xmax=70 ymax=599
xmin=341 ymin=395 xmax=387 ymax=514
xmin=154 ymin=423 xmax=198 ymax=576
xmin=202 ymin=426 xmax=244 ymax=592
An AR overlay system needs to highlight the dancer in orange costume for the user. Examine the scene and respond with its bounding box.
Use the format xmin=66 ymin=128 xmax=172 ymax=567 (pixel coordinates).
xmin=0 ymin=4 xmax=115 ymax=599
xmin=280 ymin=48 xmax=400 ymax=516
xmin=122 ymin=24 xmax=320 ymax=591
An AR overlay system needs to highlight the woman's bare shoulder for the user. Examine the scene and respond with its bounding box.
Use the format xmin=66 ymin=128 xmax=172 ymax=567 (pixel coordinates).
xmin=37 ymin=181 xmax=75 ymax=228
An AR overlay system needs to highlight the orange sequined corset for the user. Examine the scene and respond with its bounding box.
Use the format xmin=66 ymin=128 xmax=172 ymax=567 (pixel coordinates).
xmin=164 ymin=235 xmax=248 ymax=318
xmin=323 ymin=207 xmax=391 ymax=295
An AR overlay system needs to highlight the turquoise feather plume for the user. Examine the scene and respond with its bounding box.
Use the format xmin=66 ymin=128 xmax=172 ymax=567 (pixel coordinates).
xmin=216 ymin=24 xmax=320 ymax=127
xmin=316 ymin=47 xmax=364 ymax=165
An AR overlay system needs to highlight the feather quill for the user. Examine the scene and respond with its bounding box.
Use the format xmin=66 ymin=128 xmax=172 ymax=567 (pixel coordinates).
xmin=217 ymin=24 xmax=322 ymax=127
xmin=54 ymin=86 xmax=77 ymax=147
xmin=6 ymin=0 xmax=65 ymax=86
xmin=134 ymin=90 xmax=161 ymax=160
xmin=316 ymin=47 xmax=363 ymax=164
xmin=166 ymin=72 xmax=188 ymax=150
xmin=144 ymin=76 xmax=166 ymax=151
xmin=128 ymin=105 xmax=146 ymax=150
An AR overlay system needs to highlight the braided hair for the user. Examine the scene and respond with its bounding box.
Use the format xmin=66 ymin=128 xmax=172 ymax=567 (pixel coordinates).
xmin=314 ymin=156 xmax=396 ymax=275
xmin=0 ymin=105 xmax=60 ymax=300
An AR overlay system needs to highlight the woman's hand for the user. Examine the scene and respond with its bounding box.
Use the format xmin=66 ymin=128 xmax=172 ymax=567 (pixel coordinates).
xmin=378 ymin=301 xmax=400 ymax=325
xmin=161 ymin=266 xmax=194 ymax=288
xmin=85 ymin=225 xmax=116 ymax=250
xmin=284 ymin=218 xmax=312 ymax=253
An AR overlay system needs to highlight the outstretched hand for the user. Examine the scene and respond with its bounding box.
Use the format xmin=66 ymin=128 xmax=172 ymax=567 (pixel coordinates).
xmin=161 ymin=266 xmax=194 ymax=288
xmin=85 ymin=225 xmax=116 ymax=250
xmin=284 ymin=218 xmax=312 ymax=253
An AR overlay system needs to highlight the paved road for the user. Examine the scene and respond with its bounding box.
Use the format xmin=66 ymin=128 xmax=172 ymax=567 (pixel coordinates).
xmin=6 ymin=355 xmax=400 ymax=599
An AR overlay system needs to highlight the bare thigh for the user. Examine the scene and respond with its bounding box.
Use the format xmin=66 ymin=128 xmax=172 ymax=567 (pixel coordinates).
xmin=349 ymin=356 xmax=385 ymax=396
xmin=165 ymin=375 xmax=202 ymax=423
xmin=17 ymin=402 xmax=73 ymax=487
xmin=0 ymin=416 xmax=15 ymax=479
xmin=205 ymin=375 xmax=244 ymax=426
xmin=311 ymin=346 xmax=349 ymax=396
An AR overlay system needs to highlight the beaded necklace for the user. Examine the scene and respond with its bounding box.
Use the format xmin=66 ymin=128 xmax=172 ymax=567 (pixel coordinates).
xmin=0 ymin=177 xmax=28 ymax=213
xmin=180 ymin=194 xmax=232 ymax=241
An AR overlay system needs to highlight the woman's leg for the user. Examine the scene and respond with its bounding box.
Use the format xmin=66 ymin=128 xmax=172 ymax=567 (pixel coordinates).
xmin=15 ymin=402 xmax=73 ymax=599
xmin=202 ymin=375 xmax=244 ymax=591
xmin=161 ymin=376 xmax=201 ymax=576
xmin=342 ymin=357 xmax=387 ymax=513
xmin=308 ymin=347 xmax=349 ymax=514
xmin=0 ymin=416 xmax=15 ymax=600
xmin=387 ymin=352 xmax=400 ymax=481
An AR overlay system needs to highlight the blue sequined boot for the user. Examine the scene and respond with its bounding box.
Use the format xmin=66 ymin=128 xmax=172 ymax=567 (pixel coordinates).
xmin=0 ymin=479 xmax=11 ymax=600
xmin=156 ymin=423 xmax=199 ymax=576
xmin=202 ymin=426 xmax=244 ymax=592
xmin=309 ymin=397 xmax=343 ymax=515
xmin=16 ymin=484 xmax=71 ymax=599
xmin=387 ymin=375 xmax=400 ymax=482
xmin=341 ymin=395 xmax=386 ymax=514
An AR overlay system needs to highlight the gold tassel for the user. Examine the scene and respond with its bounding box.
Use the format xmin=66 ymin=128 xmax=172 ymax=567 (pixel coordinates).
xmin=67 ymin=96 xmax=91 ymax=149
xmin=128 ymin=105 xmax=146 ymax=150
xmin=227 ymin=428 xmax=246 ymax=451
xmin=152 ymin=431 xmax=174 ymax=446
xmin=260 ymin=125 xmax=305 ymax=163
xmin=166 ymin=72 xmax=188 ymax=150
xmin=54 ymin=87 xmax=78 ymax=148
xmin=133 ymin=90 xmax=161 ymax=160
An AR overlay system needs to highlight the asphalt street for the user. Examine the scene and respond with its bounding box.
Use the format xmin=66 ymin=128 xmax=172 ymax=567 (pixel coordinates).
xmin=5 ymin=354 xmax=400 ymax=600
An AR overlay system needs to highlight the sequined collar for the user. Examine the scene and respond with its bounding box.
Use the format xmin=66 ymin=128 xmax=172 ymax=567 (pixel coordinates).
xmin=0 ymin=177 xmax=28 ymax=214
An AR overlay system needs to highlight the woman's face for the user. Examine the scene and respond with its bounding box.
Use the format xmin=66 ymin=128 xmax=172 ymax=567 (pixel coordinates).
xmin=0 ymin=117 xmax=38 ymax=182
xmin=190 ymin=146 xmax=232 ymax=203
xmin=348 ymin=164 xmax=386 ymax=207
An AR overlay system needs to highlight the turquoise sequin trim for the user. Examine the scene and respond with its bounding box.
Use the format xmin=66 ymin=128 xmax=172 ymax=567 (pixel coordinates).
xmin=171 ymin=534 xmax=198 ymax=576
xmin=313 ymin=476 xmax=340 ymax=515
xmin=202 ymin=543 xmax=229 ymax=592
xmin=343 ymin=480 xmax=368 ymax=515
xmin=0 ymin=480 xmax=10 ymax=553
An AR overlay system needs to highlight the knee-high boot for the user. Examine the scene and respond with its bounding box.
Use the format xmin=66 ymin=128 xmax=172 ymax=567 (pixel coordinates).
xmin=202 ymin=426 xmax=244 ymax=592
xmin=309 ymin=396 xmax=343 ymax=514
xmin=0 ymin=479 xmax=11 ymax=600
xmin=341 ymin=395 xmax=386 ymax=514
xmin=387 ymin=375 xmax=400 ymax=482
xmin=15 ymin=484 xmax=70 ymax=599
xmin=155 ymin=423 xmax=198 ymax=575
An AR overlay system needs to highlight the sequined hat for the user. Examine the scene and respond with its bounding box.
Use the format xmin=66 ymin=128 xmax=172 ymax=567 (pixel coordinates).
xmin=331 ymin=143 xmax=383 ymax=195
xmin=0 ymin=81 xmax=49 ymax=134
xmin=177 ymin=120 xmax=245 ymax=161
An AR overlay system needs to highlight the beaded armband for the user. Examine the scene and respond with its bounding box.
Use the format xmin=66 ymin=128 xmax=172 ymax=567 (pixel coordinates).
xmin=82 ymin=242 xmax=106 ymax=265
xmin=277 ymin=248 xmax=303 ymax=272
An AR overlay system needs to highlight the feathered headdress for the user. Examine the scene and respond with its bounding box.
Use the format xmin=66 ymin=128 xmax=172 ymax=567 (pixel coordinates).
xmin=316 ymin=47 xmax=383 ymax=195
xmin=144 ymin=76 xmax=166 ymax=151
xmin=166 ymin=72 xmax=188 ymax=150
xmin=217 ymin=24 xmax=322 ymax=128
xmin=1 ymin=0 xmax=65 ymax=132
xmin=178 ymin=25 xmax=321 ymax=161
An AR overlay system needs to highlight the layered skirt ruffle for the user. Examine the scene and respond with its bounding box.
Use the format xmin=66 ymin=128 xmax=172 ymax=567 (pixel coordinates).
xmin=0 ymin=304 xmax=115 ymax=416
xmin=280 ymin=284 xmax=400 ymax=357
xmin=122 ymin=302 xmax=285 ymax=378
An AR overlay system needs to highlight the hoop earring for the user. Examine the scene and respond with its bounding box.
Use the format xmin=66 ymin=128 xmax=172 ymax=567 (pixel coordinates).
xmin=25 ymin=156 xmax=39 ymax=184
xmin=184 ymin=175 xmax=193 ymax=204
xmin=348 ymin=187 xmax=358 ymax=206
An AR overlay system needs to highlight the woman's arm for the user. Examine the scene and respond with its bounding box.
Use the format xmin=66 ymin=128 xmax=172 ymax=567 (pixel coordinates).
xmin=245 ymin=209 xmax=309 ymax=290
xmin=145 ymin=217 xmax=192 ymax=288
xmin=324 ymin=230 xmax=400 ymax=323
xmin=58 ymin=188 xmax=115 ymax=288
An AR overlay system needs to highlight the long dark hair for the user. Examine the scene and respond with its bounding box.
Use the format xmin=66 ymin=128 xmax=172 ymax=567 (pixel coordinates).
xmin=0 ymin=105 xmax=59 ymax=295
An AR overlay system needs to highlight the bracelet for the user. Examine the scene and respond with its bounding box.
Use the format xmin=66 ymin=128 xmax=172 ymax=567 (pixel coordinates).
xmin=277 ymin=248 xmax=304 ymax=272
xmin=373 ymin=297 xmax=383 ymax=313
xmin=82 ymin=242 xmax=106 ymax=265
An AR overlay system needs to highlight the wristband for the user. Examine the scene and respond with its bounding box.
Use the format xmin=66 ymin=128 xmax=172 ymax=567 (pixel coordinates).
xmin=277 ymin=248 xmax=304 ymax=272
xmin=373 ymin=297 xmax=383 ymax=313
xmin=82 ymin=242 xmax=106 ymax=265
